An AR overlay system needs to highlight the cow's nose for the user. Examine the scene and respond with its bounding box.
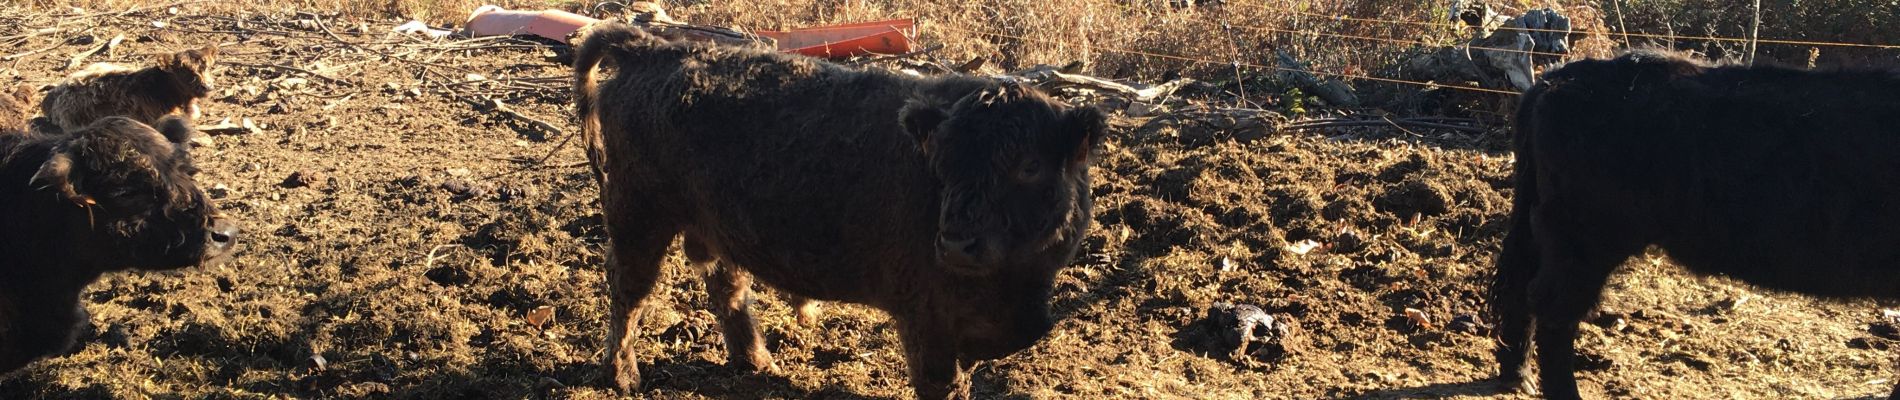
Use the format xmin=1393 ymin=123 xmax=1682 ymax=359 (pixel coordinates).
xmin=206 ymin=217 xmax=240 ymax=253
xmin=939 ymin=234 xmax=981 ymax=265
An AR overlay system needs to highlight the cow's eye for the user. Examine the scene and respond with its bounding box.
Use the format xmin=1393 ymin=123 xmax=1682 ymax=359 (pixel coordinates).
xmin=1016 ymin=159 xmax=1042 ymax=181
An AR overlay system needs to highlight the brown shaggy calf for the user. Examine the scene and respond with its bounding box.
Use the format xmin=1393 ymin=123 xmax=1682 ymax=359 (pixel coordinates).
xmin=574 ymin=24 xmax=1106 ymax=399
xmin=0 ymin=115 xmax=240 ymax=376
xmin=1493 ymin=49 xmax=1900 ymax=399
xmin=39 ymin=45 xmax=218 ymax=133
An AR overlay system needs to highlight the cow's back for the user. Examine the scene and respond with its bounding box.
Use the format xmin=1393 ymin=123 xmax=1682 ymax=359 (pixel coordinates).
xmin=591 ymin=43 xmax=980 ymax=301
xmin=1525 ymin=53 xmax=1900 ymax=297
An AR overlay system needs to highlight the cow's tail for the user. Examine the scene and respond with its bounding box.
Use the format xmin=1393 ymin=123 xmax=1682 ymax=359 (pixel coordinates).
xmin=572 ymin=22 xmax=657 ymax=186
xmin=1489 ymin=80 xmax=1550 ymax=384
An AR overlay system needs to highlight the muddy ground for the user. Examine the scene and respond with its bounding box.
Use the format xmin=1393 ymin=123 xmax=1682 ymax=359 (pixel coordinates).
xmin=2 ymin=8 xmax=1897 ymax=400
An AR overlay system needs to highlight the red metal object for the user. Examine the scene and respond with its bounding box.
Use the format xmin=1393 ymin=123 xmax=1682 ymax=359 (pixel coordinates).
xmin=757 ymin=19 xmax=915 ymax=59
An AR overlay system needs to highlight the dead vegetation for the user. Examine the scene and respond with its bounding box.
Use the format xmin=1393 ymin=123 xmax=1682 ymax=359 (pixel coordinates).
xmin=1 ymin=1 xmax=1898 ymax=399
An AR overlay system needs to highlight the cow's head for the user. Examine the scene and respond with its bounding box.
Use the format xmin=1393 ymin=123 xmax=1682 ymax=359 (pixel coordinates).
xmin=157 ymin=45 xmax=218 ymax=117
xmin=900 ymin=82 xmax=1106 ymax=359
xmin=30 ymin=115 xmax=239 ymax=271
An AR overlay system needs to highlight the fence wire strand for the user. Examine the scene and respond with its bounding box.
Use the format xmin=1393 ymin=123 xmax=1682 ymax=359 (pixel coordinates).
xmin=1229 ymin=4 xmax=1900 ymax=50
xmin=1110 ymin=2 xmax=1570 ymax=58
xmin=933 ymin=24 xmax=1524 ymax=96
xmin=930 ymin=4 xmax=1900 ymax=100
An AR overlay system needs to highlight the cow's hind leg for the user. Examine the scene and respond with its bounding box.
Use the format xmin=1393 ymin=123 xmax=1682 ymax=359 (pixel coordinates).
xmin=685 ymin=237 xmax=777 ymax=373
xmin=601 ymin=198 xmax=678 ymax=393
xmin=1491 ymin=204 xmax=1540 ymax=392
xmin=1528 ymin=210 xmax=1641 ymax=400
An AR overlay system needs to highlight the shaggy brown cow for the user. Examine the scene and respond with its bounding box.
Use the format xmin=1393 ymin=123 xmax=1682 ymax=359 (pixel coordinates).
xmin=1493 ymin=49 xmax=1900 ymax=399
xmin=39 ymin=45 xmax=218 ymax=133
xmin=574 ymin=23 xmax=1105 ymax=399
xmin=0 ymin=115 xmax=239 ymax=376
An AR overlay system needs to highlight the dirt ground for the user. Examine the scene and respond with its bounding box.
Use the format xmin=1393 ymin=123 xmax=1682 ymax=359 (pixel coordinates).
xmin=3 ymin=8 xmax=1897 ymax=400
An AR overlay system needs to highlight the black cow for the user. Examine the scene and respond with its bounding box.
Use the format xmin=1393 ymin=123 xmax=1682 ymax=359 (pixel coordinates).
xmin=573 ymin=23 xmax=1106 ymax=399
xmin=1494 ymin=49 xmax=1900 ymax=399
xmin=0 ymin=115 xmax=239 ymax=375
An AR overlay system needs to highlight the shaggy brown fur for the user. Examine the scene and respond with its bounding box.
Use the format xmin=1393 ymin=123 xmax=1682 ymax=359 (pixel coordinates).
xmin=1492 ymin=49 xmax=1900 ymax=399
xmin=39 ymin=45 xmax=218 ymax=133
xmin=575 ymin=23 xmax=1105 ymax=400
xmin=0 ymin=115 xmax=239 ymax=376
xmin=0 ymin=85 xmax=32 ymax=133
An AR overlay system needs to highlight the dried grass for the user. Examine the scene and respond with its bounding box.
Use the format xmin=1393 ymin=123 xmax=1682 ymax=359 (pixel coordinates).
xmin=21 ymin=0 xmax=1892 ymax=79
xmin=18 ymin=0 xmax=1622 ymax=83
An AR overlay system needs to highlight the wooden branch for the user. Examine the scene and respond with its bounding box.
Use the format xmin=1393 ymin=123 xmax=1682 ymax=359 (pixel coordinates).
xmin=0 ymin=27 xmax=62 ymax=43
xmin=478 ymin=98 xmax=585 ymax=180
xmin=953 ymin=56 xmax=987 ymax=73
xmin=2 ymin=43 xmax=62 ymax=61
xmin=640 ymin=21 xmax=775 ymax=48
xmin=846 ymin=44 xmax=945 ymax=66
xmin=483 ymin=98 xmax=563 ymax=137
xmin=1004 ymin=65 xmax=1196 ymax=102
xmin=63 ymin=34 xmax=124 ymax=71
xmin=226 ymin=62 xmax=355 ymax=87
xmin=1281 ymin=118 xmax=1486 ymax=133
xmin=313 ymin=17 xmax=470 ymax=74
xmin=1133 ymin=78 xmax=1196 ymax=101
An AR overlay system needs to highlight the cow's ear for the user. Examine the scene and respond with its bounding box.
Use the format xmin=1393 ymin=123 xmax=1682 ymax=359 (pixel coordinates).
xmin=192 ymin=44 xmax=220 ymax=64
xmin=1059 ymin=106 xmax=1107 ymax=165
xmin=899 ymin=99 xmax=947 ymax=150
xmin=161 ymin=45 xmax=216 ymax=72
xmin=156 ymin=50 xmax=184 ymax=72
xmin=30 ymin=147 xmax=91 ymax=206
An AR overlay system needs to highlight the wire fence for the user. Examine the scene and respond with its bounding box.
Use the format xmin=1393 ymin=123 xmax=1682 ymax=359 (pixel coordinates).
xmin=1229 ymin=3 xmax=1900 ymax=50
xmin=938 ymin=3 xmax=1900 ymax=100
xmin=1104 ymin=2 xmax=1571 ymax=59
xmin=933 ymin=24 xmax=1525 ymax=96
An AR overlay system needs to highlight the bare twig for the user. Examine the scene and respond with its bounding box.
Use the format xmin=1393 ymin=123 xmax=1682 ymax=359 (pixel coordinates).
xmin=2 ymin=43 xmax=63 ymax=61
xmin=40 ymin=1 xmax=203 ymax=21
xmin=416 ymin=44 xmax=551 ymax=52
xmin=1378 ymin=115 xmax=1426 ymax=138
xmin=482 ymin=126 xmax=583 ymax=181
xmin=1611 ymin=0 xmax=1632 ymax=45
xmin=481 ymin=98 xmax=564 ymax=137
xmin=226 ymin=62 xmax=356 ymax=86
xmin=63 ymin=34 xmax=125 ymax=71
xmin=312 ymin=17 xmax=469 ymax=74
xmin=0 ymin=27 xmax=63 ymax=43
xmin=1281 ymin=118 xmax=1487 ymax=133
xmin=1746 ymin=0 xmax=1762 ymax=66
xmin=422 ymin=244 xmax=461 ymax=269
xmin=846 ymin=44 xmax=945 ymax=66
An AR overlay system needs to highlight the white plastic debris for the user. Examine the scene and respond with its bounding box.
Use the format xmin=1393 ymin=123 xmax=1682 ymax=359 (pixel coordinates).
xmin=393 ymin=20 xmax=453 ymax=39
xmin=463 ymin=5 xmax=598 ymax=43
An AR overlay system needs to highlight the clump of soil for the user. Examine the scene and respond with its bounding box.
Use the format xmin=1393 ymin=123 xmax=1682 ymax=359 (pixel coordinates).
xmin=1174 ymin=302 xmax=1303 ymax=367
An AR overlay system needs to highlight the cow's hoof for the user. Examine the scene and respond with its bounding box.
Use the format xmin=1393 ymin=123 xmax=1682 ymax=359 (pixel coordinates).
xmin=1494 ymin=373 xmax=1535 ymax=394
xmin=609 ymin=359 xmax=641 ymax=393
xmin=794 ymin=301 xmax=822 ymax=326
xmin=733 ymin=351 xmax=779 ymax=374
